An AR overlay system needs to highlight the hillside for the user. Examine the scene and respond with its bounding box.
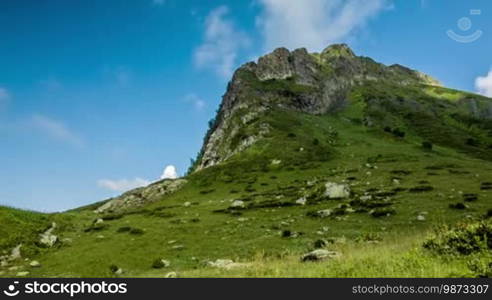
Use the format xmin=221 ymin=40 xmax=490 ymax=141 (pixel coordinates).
xmin=1 ymin=44 xmax=491 ymax=278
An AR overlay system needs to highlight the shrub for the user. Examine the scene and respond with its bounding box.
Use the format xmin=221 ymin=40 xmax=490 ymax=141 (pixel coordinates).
xmin=392 ymin=128 xmax=406 ymax=138
xmin=422 ymin=141 xmax=433 ymax=150
xmin=466 ymin=138 xmax=480 ymax=147
xmin=312 ymin=138 xmax=320 ymax=146
xmin=369 ymin=207 xmax=396 ymax=218
xmin=129 ymin=228 xmax=145 ymax=235
xmin=116 ymin=226 xmax=132 ymax=233
xmin=423 ymin=221 xmax=492 ymax=255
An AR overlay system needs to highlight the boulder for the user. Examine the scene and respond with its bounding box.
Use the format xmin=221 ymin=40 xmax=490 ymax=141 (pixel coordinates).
xmin=324 ymin=182 xmax=350 ymax=199
xmin=230 ymin=200 xmax=246 ymax=209
xmin=295 ymin=197 xmax=307 ymax=206
xmin=30 ymin=260 xmax=41 ymax=268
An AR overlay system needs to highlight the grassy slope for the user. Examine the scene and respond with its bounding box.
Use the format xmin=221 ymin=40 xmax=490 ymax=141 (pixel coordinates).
xmin=2 ymin=89 xmax=492 ymax=277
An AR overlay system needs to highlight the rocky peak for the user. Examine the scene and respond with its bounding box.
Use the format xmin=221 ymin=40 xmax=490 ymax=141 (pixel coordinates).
xmin=192 ymin=44 xmax=442 ymax=172
xmin=320 ymin=43 xmax=356 ymax=60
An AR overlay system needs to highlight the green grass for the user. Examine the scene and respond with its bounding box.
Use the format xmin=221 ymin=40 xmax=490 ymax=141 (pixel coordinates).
xmin=1 ymin=79 xmax=491 ymax=277
xmin=1 ymin=105 xmax=491 ymax=277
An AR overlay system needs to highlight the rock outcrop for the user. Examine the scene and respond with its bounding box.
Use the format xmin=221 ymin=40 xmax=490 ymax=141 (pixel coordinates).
xmin=95 ymin=178 xmax=187 ymax=213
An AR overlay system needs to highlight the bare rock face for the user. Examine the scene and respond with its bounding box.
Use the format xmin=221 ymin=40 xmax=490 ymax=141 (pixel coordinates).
xmin=193 ymin=43 xmax=443 ymax=172
xmin=255 ymin=47 xmax=294 ymax=81
xmin=95 ymin=179 xmax=187 ymax=213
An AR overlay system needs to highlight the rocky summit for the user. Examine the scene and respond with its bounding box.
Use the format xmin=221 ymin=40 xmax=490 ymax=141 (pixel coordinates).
xmin=1 ymin=44 xmax=492 ymax=278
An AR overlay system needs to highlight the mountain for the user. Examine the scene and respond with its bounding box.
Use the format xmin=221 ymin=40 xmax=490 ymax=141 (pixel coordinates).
xmin=1 ymin=44 xmax=492 ymax=278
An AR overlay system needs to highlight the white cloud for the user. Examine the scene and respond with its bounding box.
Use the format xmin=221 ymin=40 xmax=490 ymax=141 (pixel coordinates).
xmin=160 ymin=165 xmax=178 ymax=180
xmin=29 ymin=114 xmax=84 ymax=147
xmin=475 ymin=69 xmax=492 ymax=97
xmin=256 ymin=0 xmax=390 ymax=52
xmin=194 ymin=6 xmax=250 ymax=78
xmin=98 ymin=178 xmax=151 ymax=192
xmin=184 ymin=93 xmax=206 ymax=110
xmin=0 ymin=87 xmax=11 ymax=111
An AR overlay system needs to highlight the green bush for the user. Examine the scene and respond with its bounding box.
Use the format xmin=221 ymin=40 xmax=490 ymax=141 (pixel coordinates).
xmin=423 ymin=221 xmax=492 ymax=255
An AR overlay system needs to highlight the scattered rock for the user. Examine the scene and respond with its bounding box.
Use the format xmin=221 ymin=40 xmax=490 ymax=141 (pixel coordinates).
xmin=207 ymin=259 xmax=249 ymax=270
xmin=165 ymin=271 xmax=177 ymax=278
xmin=301 ymin=249 xmax=340 ymax=262
xmin=271 ymin=159 xmax=282 ymax=165
xmin=230 ymin=200 xmax=246 ymax=209
xmin=324 ymin=182 xmax=350 ymax=199
xmin=308 ymin=209 xmax=332 ymax=218
xmin=39 ymin=222 xmax=58 ymax=247
xmin=183 ymin=202 xmax=191 ymax=207
xmin=171 ymin=245 xmax=184 ymax=250
xmin=30 ymin=260 xmax=41 ymax=268
xmin=295 ymin=197 xmax=307 ymax=206
xmin=16 ymin=271 xmax=29 ymax=277
xmin=416 ymin=215 xmax=426 ymax=221
xmin=152 ymin=259 xmax=171 ymax=269
xmin=10 ymin=244 xmax=22 ymax=260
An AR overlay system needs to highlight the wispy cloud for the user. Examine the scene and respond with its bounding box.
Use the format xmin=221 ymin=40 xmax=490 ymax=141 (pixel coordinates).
xmin=184 ymin=93 xmax=206 ymax=111
xmin=97 ymin=178 xmax=151 ymax=192
xmin=29 ymin=114 xmax=84 ymax=147
xmin=256 ymin=0 xmax=391 ymax=52
xmin=0 ymin=87 xmax=11 ymax=111
xmin=194 ymin=6 xmax=250 ymax=78
xmin=476 ymin=69 xmax=492 ymax=97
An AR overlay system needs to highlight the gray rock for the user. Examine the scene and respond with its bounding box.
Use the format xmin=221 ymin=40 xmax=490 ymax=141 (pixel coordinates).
xmin=39 ymin=222 xmax=58 ymax=247
xmin=10 ymin=244 xmax=22 ymax=260
xmin=295 ymin=197 xmax=307 ymax=206
xmin=230 ymin=200 xmax=245 ymax=209
xmin=16 ymin=271 xmax=29 ymax=277
xmin=301 ymin=249 xmax=340 ymax=262
xmin=165 ymin=271 xmax=177 ymax=278
xmin=29 ymin=260 xmax=41 ymax=268
xmin=207 ymin=259 xmax=249 ymax=270
xmin=324 ymin=182 xmax=350 ymax=199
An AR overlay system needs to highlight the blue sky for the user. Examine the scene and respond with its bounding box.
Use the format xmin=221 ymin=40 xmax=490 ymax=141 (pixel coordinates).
xmin=0 ymin=0 xmax=491 ymax=212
